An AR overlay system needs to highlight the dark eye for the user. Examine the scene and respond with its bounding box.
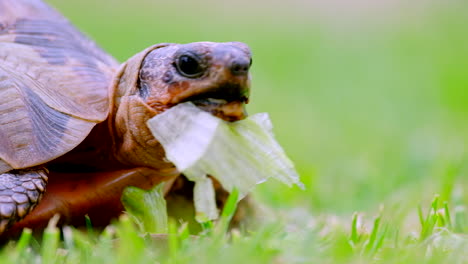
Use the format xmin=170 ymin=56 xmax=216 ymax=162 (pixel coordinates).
xmin=175 ymin=54 xmax=204 ymax=78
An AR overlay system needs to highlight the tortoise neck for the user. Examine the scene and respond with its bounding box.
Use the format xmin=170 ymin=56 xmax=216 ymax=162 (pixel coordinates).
xmin=105 ymin=54 xmax=175 ymax=172
xmin=108 ymin=95 xmax=176 ymax=172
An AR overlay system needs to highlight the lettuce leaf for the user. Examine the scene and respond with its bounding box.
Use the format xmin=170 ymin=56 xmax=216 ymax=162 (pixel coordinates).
xmin=147 ymin=102 xmax=303 ymax=221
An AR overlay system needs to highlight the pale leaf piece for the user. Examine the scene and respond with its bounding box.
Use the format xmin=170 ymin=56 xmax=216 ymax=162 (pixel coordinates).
xmin=193 ymin=176 xmax=219 ymax=222
xmin=147 ymin=102 xmax=303 ymax=221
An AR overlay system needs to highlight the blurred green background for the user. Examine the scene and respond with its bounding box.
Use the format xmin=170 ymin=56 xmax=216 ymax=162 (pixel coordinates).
xmin=47 ymin=0 xmax=468 ymax=219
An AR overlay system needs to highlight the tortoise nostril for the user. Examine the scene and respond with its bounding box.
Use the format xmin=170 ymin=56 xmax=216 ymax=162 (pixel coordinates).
xmin=230 ymin=59 xmax=250 ymax=76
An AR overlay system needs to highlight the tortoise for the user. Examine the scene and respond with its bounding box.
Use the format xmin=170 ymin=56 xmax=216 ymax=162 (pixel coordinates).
xmin=0 ymin=0 xmax=252 ymax=235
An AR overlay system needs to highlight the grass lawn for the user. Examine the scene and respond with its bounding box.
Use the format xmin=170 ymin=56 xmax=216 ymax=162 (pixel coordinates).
xmin=3 ymin=0 xmax=468 ymax=262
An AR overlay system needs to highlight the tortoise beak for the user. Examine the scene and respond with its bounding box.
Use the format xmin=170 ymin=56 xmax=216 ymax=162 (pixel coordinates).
xmin=181 ymin=79 xmax=250 ymax=122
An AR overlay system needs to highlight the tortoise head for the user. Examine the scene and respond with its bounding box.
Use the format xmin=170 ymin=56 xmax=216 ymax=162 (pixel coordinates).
xmin=139 ymin=41 xmax=251 ymax=120
xmin=110 ymin=42 xmax=252 ymax=169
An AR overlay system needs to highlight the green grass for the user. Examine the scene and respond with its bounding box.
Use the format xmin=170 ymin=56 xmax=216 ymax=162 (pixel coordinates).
xmin=4 ymin=0 xmax=468 ymax=262
xmin=2 ymin=191 xmax=468 ymax=263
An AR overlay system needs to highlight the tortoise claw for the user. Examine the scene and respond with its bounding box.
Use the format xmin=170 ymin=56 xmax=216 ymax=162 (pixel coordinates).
xmin=0 ymin=168 xmax=48 ymax=233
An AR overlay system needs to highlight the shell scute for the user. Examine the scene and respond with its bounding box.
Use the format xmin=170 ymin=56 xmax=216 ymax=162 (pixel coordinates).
xmin=0 ymin=0 xmax=119 ymax=171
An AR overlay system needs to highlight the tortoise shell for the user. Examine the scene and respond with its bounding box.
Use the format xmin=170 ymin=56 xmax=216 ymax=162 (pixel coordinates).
xmin=0 ymin=0 xmax=118 ymax=172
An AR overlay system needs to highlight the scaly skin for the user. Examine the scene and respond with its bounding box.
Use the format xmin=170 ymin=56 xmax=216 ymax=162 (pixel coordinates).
xmin=0 ymin=169 xmax=48 ymax=231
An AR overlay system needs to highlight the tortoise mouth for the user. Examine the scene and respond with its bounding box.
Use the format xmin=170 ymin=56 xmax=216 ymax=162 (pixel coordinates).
xmin=178 ymin=83 xmax=249 ymax=122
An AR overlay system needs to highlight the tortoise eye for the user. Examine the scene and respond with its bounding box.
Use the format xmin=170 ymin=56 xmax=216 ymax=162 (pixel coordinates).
xmin=175 ymin=54 xmax=204 ymax=78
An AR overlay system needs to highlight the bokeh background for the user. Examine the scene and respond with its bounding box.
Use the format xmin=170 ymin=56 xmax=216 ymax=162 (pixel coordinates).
xmin=46 ymin=0 xmax=468 ymax=221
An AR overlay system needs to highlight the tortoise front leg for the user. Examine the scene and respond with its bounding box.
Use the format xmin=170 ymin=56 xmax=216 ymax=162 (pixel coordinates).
xmin=0 ymin=168 xmax=48 ymax=233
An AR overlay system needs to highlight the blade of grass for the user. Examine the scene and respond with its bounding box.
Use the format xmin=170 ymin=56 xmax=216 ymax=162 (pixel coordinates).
xmin=41 ymin=215 xmax=60 ymax=264
xmin=116 ymin=215 xmax=146 ymax=264
xmin=364 ymin=213 xmax=382 ymax=254
xmin=15 ymin=228 xmax=32 ymax=255
xmin=418 ymin=204 xmax=425 ymax=228
xmin=350 ymin=212 xmax=359 ymax=245
xmin=444 ymin=202 xmax=453 ymax=230
xmin=168 ymin=219 xmax=179 ymax=264
xmin=214 ymin=188 xmax=239 ymax=237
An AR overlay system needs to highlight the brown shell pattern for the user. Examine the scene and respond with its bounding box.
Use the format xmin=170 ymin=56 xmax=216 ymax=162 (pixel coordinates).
xmin=0 ymin=0 xmax=119 ymax=172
